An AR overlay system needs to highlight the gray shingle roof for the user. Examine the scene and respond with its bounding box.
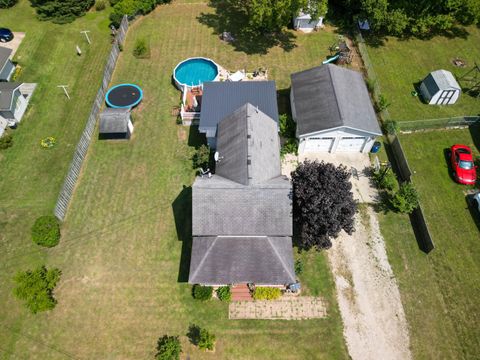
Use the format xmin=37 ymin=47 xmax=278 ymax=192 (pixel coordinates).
xmin=420 ymin=70 xmax=460 ymax=99
xmin=215 ymin=103 xmax=281 ymax=186
xmin=0 ymin=82 xmax=21 ymax=111
xmin=99 ymin=108 xmax=130 ymax=133
xmin=291 ymin=64 xmax=381 ymax=136
xmin=0 ymin=46 xmax=12 ymax=71
xmin=192 ymin=175 xmax=292 ymax=236
xmin=199 ymin=81 xmax=279 ymax=136
xmin=188 ymin=236 xmax=296 ymax=285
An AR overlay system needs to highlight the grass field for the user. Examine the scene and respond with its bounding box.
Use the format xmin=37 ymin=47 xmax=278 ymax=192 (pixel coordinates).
xmin=0 ymin=2 xmax=349 ymax=358
xmin=377 ymin=127 xmax=480 ymax=359
xmin=365 ymin=26 xmax=480 ymax=121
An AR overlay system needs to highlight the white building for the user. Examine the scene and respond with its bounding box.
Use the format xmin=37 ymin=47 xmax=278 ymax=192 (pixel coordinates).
xmin=293 ymin=12 xmax=324 ymax=33
xmin=419 ymin=70 xmax=461 ymax=105
xmin=0 ymin=82 xmax=29 ymax=136
xmin=290 ymin=64 xmax=382 ymax=154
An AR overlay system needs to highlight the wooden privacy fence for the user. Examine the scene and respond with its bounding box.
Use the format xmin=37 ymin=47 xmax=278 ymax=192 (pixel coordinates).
xmin=54 ymin=16 xmax=129 ymax=221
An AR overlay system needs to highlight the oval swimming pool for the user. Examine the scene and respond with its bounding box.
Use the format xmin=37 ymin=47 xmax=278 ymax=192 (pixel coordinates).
xmin=173 ymin=57 xmax=219 ymax=89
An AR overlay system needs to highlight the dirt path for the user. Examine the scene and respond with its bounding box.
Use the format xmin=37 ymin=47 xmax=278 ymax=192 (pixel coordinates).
xmin=328 ymin=206 xmax=412 ymax=360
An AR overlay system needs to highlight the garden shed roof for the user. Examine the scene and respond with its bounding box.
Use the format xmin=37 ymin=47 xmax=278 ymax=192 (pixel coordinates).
xmin=99 ymin=108 xmax=130 ymax=134
xmin=421 ymin=70 xmax=461 ymax=95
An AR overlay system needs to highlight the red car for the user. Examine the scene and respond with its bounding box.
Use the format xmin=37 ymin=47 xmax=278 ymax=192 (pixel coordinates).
xmin=450 ymin=144 xmax=477 ymax=185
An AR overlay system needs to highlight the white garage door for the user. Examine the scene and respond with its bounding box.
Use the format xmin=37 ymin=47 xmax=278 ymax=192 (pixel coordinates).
xmin=304 ymin=137 xmax=334 ymax=152
xmin=336 ymin=137 xmax=366 ymax=152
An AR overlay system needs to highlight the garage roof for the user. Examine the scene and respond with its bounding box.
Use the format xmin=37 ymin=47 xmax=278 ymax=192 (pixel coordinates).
xmin=291 ymin=64 xmax=381 ymax=136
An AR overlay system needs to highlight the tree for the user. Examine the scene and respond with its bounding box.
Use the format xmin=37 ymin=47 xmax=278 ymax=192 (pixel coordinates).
xmin=291 ymin=160 xmax=357 ymax=250
xmin=192 ymin=145 xmax=210 ymax=170
xmin=198 ymin=328 xmax=216 ymax=351
xmin=29 ymin=0 xmax=95 ymax=23
xmin=0 ymin=0 xmax=18 ymax=8
xmin=391 ymin=182 xmax=419 ymax=214
xmin=156 ymin=335 xmax=181 ymax=360
xmin=13 ymin=266 xmax=61 ymax=314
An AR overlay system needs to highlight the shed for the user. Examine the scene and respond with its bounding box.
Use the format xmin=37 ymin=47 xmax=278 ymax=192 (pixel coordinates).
xmin=293 ymin=12 xmax=324 ymax=33
xmin=419 ymin=70 xmax=461 ymax=105
xmin=290 ymin=64 xmax=381 ymax=154
xmin=0 ymin=47 xmax=15 ymax=81
xmin=99 ymin=108 xmax=133 ymax=140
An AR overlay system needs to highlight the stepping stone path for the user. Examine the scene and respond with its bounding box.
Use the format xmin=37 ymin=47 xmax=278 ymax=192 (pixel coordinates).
xmin=229 ymin=296 xmax=327 ymax=320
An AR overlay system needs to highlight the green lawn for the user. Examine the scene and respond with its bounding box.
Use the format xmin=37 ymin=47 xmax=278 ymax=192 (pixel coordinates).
xmin=365 ymin=27 xmax=480 ymax=121
xmin=0 ymin=2 xmax=348 ymax=358
xmin=377 ymin=128 xmax=480 ymax=359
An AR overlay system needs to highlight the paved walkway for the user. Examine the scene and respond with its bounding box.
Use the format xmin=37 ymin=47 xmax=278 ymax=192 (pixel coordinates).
xmin=229 ymin=296 xmax=327 ymax=320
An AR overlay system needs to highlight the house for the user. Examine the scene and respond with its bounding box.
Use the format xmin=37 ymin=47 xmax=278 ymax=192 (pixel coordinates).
xmin=199 ymin=81 xmax=279 ymax=148
xmin=98 ymin=108 xmax=133 ymax=140
xmin=0 ymin=82 xmax=28 ymax=129
xmin=293 ymin=11 xmax=324 ymax=33
xmin=0 ymin=46 xmax=15 ymax=81
xmin=419 ymin=70 xmax=461 ymax=105
xmin=290 ymin=64 xmax=381 ymax=154
xmin=189 ymin=103 xmax=295 ymax=286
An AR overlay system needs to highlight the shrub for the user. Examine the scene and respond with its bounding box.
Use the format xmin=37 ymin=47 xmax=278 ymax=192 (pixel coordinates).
xmin=156 ymin=335 xmax=181 ymax=360
xmin=29 ymin=0 xmax=95 ymax=24
xmin=252 ymin=287 xmax=281 ymax=300
xmin=280 ymin=138 xmax=298 ymax=156
xmin=383 ymin=120 xmax=399 ymax=135
xmin=192 ymin=285 xmax=213 ymax=301
xmin=0 ymin=0 xmax=18 ymax=8
xmin=294 ymin=259 xmax=304 ymax=275
xmin=133 ymin=37 xmax=150 ymax=58
xmin=198 ymin=328 xmax=216 ymax=351
xmin=365 ymin=78 xmax=376 ymax=93
xmin=0 ymin=133 xmax=13 ymax=150
xmin=13 ymin=266 xmax=61 ymax=314
xmin=31 ymin=215 xmax=61 ymax=247
xmin=373 ymin=168 xmax=398 ymax=192
xmin=11 ymin=65 xmax=22 ymax=81
xmin=376 ymin=94 xmax=391 ymax=112
xmin=279 ymin=113 xmax=296 ymax=139
xmin=95 ymin=0 xmax=106 ymax=10
xmin=216 ymin=286 xmax=231 ymax=302
xmin=192 ymin=144 xmax=210 ymax=169
xmin=391 ymin=182 xmax=419 ymax=214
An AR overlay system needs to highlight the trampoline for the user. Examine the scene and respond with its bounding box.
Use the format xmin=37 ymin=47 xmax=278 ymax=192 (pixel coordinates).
xmin=105 ymin=83 xmax=143 ymax=108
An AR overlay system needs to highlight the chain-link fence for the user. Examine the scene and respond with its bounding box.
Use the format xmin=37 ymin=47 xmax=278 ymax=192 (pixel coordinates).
xmin=398 ymin=116 xmax=480 ymax=132
xmin=54 ymin=16 xmax=129 ymax=221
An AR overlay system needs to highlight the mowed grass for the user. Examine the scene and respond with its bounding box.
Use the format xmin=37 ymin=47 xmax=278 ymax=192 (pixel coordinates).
xmin=365 ymin=26 xmax=480 ymax=121
xmin=377 ymin=128 xmax=480 ymax=359
xmin=0 ymin=2 xmax=348 ymax=359
xmin=0 ymin=0 xmax=112 ymax=357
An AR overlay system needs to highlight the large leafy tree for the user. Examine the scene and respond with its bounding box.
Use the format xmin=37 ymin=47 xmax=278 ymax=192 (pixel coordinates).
xmin=0 ymin=0 xmax=18 ymax=8
xmin=292 ymin=160 xmax=356 ymax=250
xmin=244 ymin=0 xmax=328 ymax=32
xmin=29 ymin=0 xmax=95 ymax=23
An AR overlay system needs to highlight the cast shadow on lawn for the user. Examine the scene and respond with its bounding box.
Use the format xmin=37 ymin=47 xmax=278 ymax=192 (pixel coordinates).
xmin=469 ymin=123 xmax=480 ymax=153
xmin=465 ymin=194 xmax=480 ymax=233
xmin=188 ymin=125 xmax=207 ymax=149
xmin=197 ymin=0 xmax=296 ymax=55
xmin=187 ymin=324 xmax=201 ymax=345
xmin=173 ymin=185 xmax=192 ymax=282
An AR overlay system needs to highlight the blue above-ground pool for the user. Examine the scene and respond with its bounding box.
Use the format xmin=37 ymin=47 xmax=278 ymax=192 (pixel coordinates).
xmin=105 ymin=83 xmax=143 ymax=109
xmin=173 ymin=57 xmax=219 ymax=89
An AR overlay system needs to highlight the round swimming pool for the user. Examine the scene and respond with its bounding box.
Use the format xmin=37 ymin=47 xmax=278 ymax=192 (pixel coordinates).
xmin=105 ymin=84 xmax=143 ymax=109
xmin=173 ymin=57 xmax=219 ymax=89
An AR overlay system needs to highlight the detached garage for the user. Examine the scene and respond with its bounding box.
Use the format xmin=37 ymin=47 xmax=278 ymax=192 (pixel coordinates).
xmin=419 ymin=70 xmax=461 ymax=105
xmin=290 ymin=64 xmax=381 ymax=154
xmin=293 ymin=12 xmax=324 ymax=33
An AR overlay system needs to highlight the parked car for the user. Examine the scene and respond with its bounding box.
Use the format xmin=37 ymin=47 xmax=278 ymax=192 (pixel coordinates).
xmin=473 ymin=192 xmax=480 ymax=212
xmin=450 ymin=144 xmax=477 ymax=185
xmin=0 ymin=28 xmax=14 ymax=43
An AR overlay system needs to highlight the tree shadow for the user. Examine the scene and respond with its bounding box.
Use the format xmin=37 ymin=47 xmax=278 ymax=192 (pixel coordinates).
xmin=197 ymin=0 xmax=297 ymax=55
xmin=172 ymin=185 xmax=192 ymax=282
xmin=187 ymin=324 xmax=201 ymax=345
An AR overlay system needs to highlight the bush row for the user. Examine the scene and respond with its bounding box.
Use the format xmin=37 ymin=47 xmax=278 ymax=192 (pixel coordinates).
xmin=109 ymin=0 xmax=171 ymax=27
xmin=373 ymin=168 xmax=419 ymax=214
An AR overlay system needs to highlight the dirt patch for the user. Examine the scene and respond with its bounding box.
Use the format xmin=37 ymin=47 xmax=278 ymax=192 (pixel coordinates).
xmin=177 ymin=127 xmax=187 ymax=142
xmin=328 ymin=207 xmax=412 ymax=360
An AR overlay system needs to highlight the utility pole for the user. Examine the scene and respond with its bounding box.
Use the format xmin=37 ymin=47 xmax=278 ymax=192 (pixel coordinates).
xmin=80 ymin=30 xmax=91 ymax=44
xmin=57 ymin=85 xmax=70 ymax=100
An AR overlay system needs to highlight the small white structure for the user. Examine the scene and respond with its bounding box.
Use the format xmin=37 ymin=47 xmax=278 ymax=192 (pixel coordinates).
xmin=290 ymin=64 xmax=382 ymax=154
xmin=228 ymin=70 xmax=245 ymax=82
xmin=0 ymin=82 xmax=29 ymax=129
xmin=419 ymin=70 xmax=461 ymax=105
xmin=293 ymin=12 xmax=324 ymax=33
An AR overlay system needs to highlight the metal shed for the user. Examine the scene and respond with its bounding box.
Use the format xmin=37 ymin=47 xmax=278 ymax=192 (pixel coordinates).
xmin=99 ymin=108 xmax=133 ymax=140
xmin=419 ymin=70 xmax=461 ymax=105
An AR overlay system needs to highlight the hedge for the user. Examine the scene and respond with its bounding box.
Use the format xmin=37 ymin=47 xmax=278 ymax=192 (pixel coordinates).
xmin=31 ymin=215 xmax=61 ymax=247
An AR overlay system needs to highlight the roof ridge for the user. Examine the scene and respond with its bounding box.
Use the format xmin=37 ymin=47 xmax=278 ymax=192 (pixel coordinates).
xmin=327 ymin=65 xmax=345 ymax=126
xmin=245 ymin=104 xmax=251 ymax=185
xmin=266 ymin=237 xmax=295 ymax=282
xmin=189 ymin=236 xmax=219 ymax=282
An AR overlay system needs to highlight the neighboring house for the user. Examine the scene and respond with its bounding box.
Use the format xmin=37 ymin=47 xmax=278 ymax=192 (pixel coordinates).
xmin=290 ymin=64 xmax=381 ymax=154
xmin=98 ymin=108 xmax=133 ymax=140
xmin=0 ymin=46 xmax=15 ymax=81
xmin=293 ymin=11 xmax=324 ymax=33
xmin=0 ymin=82 xmax=28 ymax=127
xmin=199 ymin=81 xmax=279 ymax=148
xmin=189 ymin=103 xmax=295 ymax=286
xmin=419 ymin=70 xmax=461 ymax=105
